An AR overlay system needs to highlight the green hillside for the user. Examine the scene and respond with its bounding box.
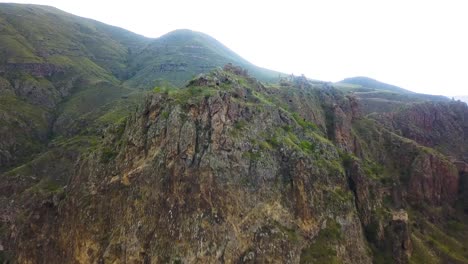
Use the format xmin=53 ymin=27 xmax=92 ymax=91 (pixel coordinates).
xmin=125 ymin=29 xmax=281 ymax=88
xmin=0 ymin=3 xmax=282 ymax=170
xmin=338 ymin=76 xmax=414 ymax=94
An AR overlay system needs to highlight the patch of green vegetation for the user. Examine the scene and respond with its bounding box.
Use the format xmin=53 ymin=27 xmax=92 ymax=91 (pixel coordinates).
xmin=252 ymin=91 xmax=274 ymax=106
xmin=338 ymin=77 xmax=413 ymax=94
xmin=281 ymin=125 xmax=293 ymax=132
xmin=259 ymin=141 xmax=273 ymax=150
xmin=234 ymin=120 xmax=247 ymax=130
xmin=0 ymin=94 xmax=49 ymax=130
xmin=50 ymin=135 xmax=99 ymax=151
xmin=59 ymin=82 xmax=130 ymax=115
xmin=316 ymin=158 xmax=345 ymax=175
xmin=292 ymin=112 xmax=319 ymax=131
xmin=340 ymin=151 xmax=357 ymax=168
xmin=300 ymin=219 xmax=343 ymax=264
xmin=361 ymin=160 xmax=390 ymax=183
xmin=409 ymin=234 xmax=439 ymax=264
xmin=161 ymin=111 xmax=170 ymax=119
xmin=274 ymin=221 xmax=300 ymax=243
xmin=97 ymin=108 xmax=128 ymax=125
xmin=93 ymin=91 xmax=145 ymax=128
xmin=423 ymin=221 xmax=468 ymax=262
xmin=162 ymin=86 xmax=218 ymax=105
xmin=0 ymin=93 xmax=50 ymax=168
xmin=242 ymin=150 xmax=261 ymax=161
xmin=299 ymin=140 xmax=315 ymax=153
xmin=329 ymin=187 xmax=353 ymax=203
xmin=266 ymin=136 xmax=280 ymax=148
xmin=153 ymin=86 xmax=172 ymax=94
xmin=447 ymin=220 xmax=465 ymax=233
xmin=352 ymin=118 xmax=380 ymax=143
xmin=0 ymin=35 xmax=42 ymax=63
xmin=286 ymin=132 xmax=300 ymax=143
xmin=101 ymin=147 xmax=118 ymax=163
xmin=27 ymin=178 xmax=62 ymax=195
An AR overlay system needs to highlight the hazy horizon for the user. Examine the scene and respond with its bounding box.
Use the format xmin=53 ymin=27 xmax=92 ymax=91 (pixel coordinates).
xmin=1 ymin=0 xmax=467 ymax=96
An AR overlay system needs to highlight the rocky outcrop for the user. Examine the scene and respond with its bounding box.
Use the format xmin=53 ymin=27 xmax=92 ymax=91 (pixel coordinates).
xmin=344 ymin=158 xmax=413 ymax=264
xmin=390 ymin=210 xmax=412 ymax=264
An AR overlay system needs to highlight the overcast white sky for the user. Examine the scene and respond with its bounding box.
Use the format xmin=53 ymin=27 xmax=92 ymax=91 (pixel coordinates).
xmin=2 ymin=0 xmax=467 ymax=96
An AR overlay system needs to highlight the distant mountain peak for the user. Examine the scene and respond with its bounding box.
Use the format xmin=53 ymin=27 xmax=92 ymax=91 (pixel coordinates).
xmin=163 ymin=28 xmax=200 ymax=35
xmin=159 ymin=29 xmax=204 ymax=39
xmin=338 ymin=76 xmax=413 ymax=94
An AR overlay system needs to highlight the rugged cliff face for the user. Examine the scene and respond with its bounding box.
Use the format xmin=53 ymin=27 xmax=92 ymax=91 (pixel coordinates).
xmin=370 ymin=101 xmax=468 ymax=161
xmin=2 ymin=66 xmax=467 ymax=263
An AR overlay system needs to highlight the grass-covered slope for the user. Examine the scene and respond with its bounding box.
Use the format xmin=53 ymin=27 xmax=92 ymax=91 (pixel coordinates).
xmin=338 ymin=76 xmax=414 ymax=94
xmin=125 ymin=29 xmax=281 ymax=88
xmin=0 ymin=3 xmax=282 ymax=170
xmin=0 ymin=3 xmax=150 ymax=168
xmin=1 ymin=4 xmax=280 ymax=88
xmin=0 ymin=4 xmax=149 ymax=76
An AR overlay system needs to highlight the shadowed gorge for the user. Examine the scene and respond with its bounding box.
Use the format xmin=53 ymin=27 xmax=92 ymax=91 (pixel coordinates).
xmin=0 ymin=3 xmax=467 ymax=264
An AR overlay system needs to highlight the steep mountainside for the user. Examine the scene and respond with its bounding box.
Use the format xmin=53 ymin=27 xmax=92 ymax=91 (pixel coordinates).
xmin=0 ymin=4 xmax=467 ymax=264
xmin=0 ymin=3 xmax=146 ymax=170
xmin=125 ymin=29 xmax=280 ymax=88
xmin=0 ymin=3 xmax=280 ymax=171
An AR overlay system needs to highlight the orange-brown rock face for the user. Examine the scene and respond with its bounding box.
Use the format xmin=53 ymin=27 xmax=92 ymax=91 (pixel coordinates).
xmin=408 ymin=153 xmax=459 ymax=205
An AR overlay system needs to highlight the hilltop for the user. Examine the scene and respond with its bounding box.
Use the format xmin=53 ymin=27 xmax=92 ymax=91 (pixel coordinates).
xmin=338 ymin=76 xmax=414 ymax=94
